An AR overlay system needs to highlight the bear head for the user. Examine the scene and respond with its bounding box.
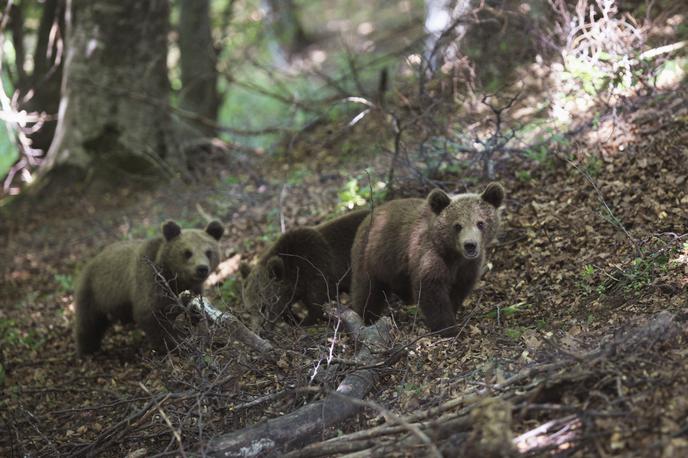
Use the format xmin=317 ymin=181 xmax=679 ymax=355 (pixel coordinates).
xmin=157 ymin=220 xmax=224 ymax=290
xmin=239 ymin=257 xmax=293 ymax=326
xmin=426 ymin=182 xmax=505 ymax=260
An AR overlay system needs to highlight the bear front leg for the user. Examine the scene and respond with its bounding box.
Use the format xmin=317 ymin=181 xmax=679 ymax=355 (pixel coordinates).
xmin=139 ymin=315 xmax=179 ymax=353
xmin=351 ymin=274 xmax=388 ymax=324
xmin=415 ymin=281 xmax=458 ymax=337
xmin=135 ymin=302 xmax=181 ymax=354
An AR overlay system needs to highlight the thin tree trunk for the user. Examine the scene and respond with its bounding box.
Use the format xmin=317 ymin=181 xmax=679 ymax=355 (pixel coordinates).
xmin=15 ymin=0 xmax=64 ymax=154
xmin=262 ymin=0 xmax=311 ymax=66
xmin=178 ymin=0 xmax=218 ymax=139
xmin=39 ymin=0 xmax=182 ymax=192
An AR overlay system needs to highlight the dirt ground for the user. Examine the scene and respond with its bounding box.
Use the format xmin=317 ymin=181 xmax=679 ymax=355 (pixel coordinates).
xmin=1 ymin=82 xmax=687 ymax=456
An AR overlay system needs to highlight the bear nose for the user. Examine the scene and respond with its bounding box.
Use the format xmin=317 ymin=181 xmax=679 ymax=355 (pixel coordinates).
xmin=196 ymin=266 xmax=209 ymax=278
xmin=463 ymin=241 xmax=478 ymax=256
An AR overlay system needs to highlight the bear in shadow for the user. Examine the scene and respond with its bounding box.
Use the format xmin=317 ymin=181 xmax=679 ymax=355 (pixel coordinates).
xmin=74 ymin=220 xmax=224 ymax=355
xmin=350 ymin=183 xmax=504 ymax=336
xmin=240 ymin=209 xmax=369 ymax=326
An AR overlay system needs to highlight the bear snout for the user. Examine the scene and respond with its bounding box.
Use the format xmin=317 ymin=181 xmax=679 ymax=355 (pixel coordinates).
xmin=463 ymin=240 xmax=479 ymax=258
xmin=195 ymin=265 xmax=210 ymax=279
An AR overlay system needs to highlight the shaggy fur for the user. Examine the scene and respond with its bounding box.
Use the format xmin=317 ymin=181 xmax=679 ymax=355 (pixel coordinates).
xmin=350 ymin=183 xmax=505 ymax=336
xmin=74 ymin=220 xmax=224 ymax=355
xmin=241 ymin=209 xmax=369 ymax=326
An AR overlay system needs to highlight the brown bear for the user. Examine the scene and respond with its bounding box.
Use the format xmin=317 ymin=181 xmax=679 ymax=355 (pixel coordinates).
xmin=350 ymin=182 xmax=504 ymax=337
xmin=74 ymin=220 xmax=224 ymax=355
xmin=240 ymin=209 xmax=369 ymax=326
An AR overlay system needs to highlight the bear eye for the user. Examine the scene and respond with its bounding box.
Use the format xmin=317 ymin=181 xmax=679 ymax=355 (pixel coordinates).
xmin=477 ymin=221 xmax=485 ymax=231
xmin=453 ymin=223 xmax=462 ymax=232
xmin=205 ymin=250 xmax=212 ymax=259
xmin=183 ymin=249 xmax=193 ymax=259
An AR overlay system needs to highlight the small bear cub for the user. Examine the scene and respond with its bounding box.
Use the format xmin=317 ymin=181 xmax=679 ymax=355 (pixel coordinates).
xmin=240 ymin=209 xmax=369 ymax=327
xmin=350 ymin=183 xmax=505 ymax=336
xmin=74 ymin=220 xmax=224 ymax=356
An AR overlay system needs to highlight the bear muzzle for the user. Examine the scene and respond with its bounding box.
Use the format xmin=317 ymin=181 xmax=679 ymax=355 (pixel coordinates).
xmin=463 ymin=240 xmax=479 ymax=259
xmin=195 ymin=265 xmax=210 ymax=279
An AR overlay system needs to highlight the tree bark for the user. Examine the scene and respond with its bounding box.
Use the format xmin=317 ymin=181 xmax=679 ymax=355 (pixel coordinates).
xmin=14 ymin=0 xmax=64 ymax=154
xmin=178 ymin=0 xmax=218 ymax=139
xmin=39 ymin=0 xmax=182 ymax=192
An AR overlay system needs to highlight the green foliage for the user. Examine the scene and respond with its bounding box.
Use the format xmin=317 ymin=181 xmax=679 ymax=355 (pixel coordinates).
xmin=0 ymin=129 xmax=18 ymax=182
xmin=584 ymin=155 xmax=603 ymax=177
xmin=515 ymin=170 xmax=531 ymax=182
xmin=524 ymin=145 xmax=550 ymax=165
xmin=219 ymin=276 xmax=242 ymax=305
xmin=338 ymin=172 xmax=386 ymax=211
xmin=402 ymin=383 xmax=422 ymax=395
xmin=0 ymin=318 xmax=44 ymax=350
xmin=578 ymin=264 xmax=597 ymax=296
xmin=622 ymin=254 xmax=670 ymax=293
xmin=287 ymin=166 xmax=310 ymax=185
xmin=54 ymin=273 xmax=74 ymax=295
xmin=485 ymin=301 xmax=530 ymax=319
xmin=504 ymin=326 xmax=524 ymax=340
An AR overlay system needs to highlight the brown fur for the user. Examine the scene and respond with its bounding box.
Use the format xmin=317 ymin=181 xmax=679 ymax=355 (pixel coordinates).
xmin=350 ymin=183 xmax=504 ymax=336
xmin=241 ymin=209 xmax=369 ymax=326
xmin=74 ymin=220 xmax=224 ymax=355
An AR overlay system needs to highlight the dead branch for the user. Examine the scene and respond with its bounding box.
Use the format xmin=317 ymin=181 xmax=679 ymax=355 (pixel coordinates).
xmin=205 ymin=309 xmax=394 ymax=457
xmin=181 ymin=292 xmax=274 ymax=355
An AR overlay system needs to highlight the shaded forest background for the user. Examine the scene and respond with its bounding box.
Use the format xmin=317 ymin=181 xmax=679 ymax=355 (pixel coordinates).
xmin=1 ymin=0 xmax=688 ymax=456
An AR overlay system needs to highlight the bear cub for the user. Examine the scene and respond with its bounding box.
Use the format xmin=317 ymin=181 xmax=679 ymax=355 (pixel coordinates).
xmin=240 ymin=209 xmax=369 ymax=327
xmin=350 ymin=183 xmax=504 ymax=337
xmin=74 ymin=220 xmax=224 ymax=356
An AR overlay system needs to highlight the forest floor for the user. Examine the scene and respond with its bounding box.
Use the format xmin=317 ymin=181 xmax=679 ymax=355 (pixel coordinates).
xmin=1 ymin=81 xmax=688 ymax=457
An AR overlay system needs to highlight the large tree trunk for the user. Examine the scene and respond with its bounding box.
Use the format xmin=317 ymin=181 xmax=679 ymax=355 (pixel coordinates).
xmin=39 ymin=0 xmax=182 ymax=192
xmin=178 ymin=0 xmax=218 ymax=139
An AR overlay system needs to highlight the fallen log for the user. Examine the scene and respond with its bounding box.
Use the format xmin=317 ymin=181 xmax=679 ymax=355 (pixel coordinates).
xmin=205 ymin=309 xmax=394 ymax=457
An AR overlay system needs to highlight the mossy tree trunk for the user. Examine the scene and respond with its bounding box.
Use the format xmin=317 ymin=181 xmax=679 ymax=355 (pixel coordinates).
xmin=178 ymin=0 xmax=219 ymax=139
xmin=39 ymin=0 xmax=183 ymax=192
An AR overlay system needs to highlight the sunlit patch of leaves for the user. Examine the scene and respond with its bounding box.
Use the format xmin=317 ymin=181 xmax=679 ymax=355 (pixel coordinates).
xmin=337 ymin=172 xmax=386 ymax=211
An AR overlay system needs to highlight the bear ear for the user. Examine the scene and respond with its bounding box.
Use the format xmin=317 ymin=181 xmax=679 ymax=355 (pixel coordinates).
xmin=205 ymin=220 xmax=224 ymax=241
xmin=427 ymin=189 xmax=451 ymax=215
xmin=267 ymin=256 xmax=285 ymax=281
xmin=162 ymin=220 xmax=182 ymax=241
xmin=239 ymin=262 xmax=251 ymax=279
xmin=481 ymin=182 xmax=505 ymax=208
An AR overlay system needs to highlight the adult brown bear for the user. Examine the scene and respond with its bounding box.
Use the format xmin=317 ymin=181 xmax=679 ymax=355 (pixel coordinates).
xmin=350 ymin=183 xmax=504 ymax=336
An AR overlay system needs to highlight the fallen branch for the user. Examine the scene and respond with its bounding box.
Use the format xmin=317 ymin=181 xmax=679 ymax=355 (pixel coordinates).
xmin=205 ymin=309 xmax=394 ymax=457
xmin=181 ymin=291 xmax=274 ymax=355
